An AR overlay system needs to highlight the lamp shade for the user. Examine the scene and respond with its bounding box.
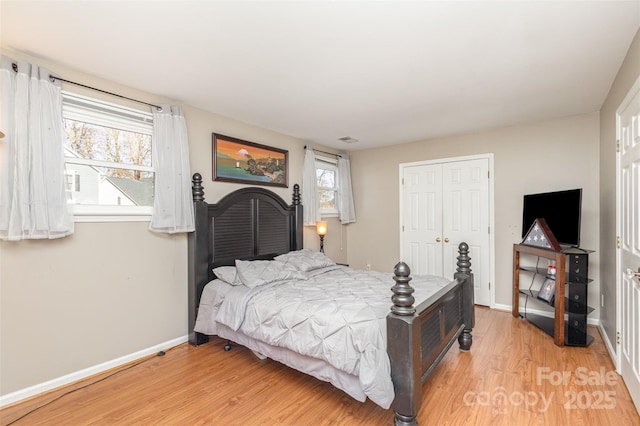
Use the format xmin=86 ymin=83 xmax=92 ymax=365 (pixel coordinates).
xmin=316 ymin=221 xmax=328 ymax=236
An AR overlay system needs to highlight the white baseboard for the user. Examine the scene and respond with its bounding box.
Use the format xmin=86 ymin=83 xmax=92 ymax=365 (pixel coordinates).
xmin=493 ymin=303 xmax=512 ymax=313
xmin=0 ymin=335 xmax=188 ymax=408
xmin=597 ymin=323 xmax=618 ymax=369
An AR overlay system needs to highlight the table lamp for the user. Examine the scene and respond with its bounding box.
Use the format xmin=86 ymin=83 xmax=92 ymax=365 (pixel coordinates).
xmin=316 ymin=221 xmax=327 ymax=253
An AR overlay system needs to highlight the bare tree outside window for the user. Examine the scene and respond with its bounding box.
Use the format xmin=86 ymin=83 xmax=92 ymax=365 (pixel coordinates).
xmin=316 ymin=165 xmax=337 ymax=212
xmin=63 ymin=114 xmax=154 ymax=207
xmin=64 ymin=120 xmax=152 ymax=173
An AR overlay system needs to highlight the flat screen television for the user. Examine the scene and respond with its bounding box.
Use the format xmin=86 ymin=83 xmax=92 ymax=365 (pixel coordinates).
xmin=522 ymin=188 xmax=582 ymax=247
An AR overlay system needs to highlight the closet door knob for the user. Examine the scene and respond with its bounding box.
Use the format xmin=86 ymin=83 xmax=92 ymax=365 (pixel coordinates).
xmin=626 ymin=268 xmax=640 ymax=280
xmin=436 ymin=237 xmax=441 ymax=243
xmin=444 ymin=238 xmax=450 ymax=243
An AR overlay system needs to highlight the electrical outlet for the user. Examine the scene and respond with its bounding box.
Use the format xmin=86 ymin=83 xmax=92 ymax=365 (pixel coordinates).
xmin=366 ymin=263 xmax=371 ymax=271
xmin=601 ymin=293 xmax=604 ymax=308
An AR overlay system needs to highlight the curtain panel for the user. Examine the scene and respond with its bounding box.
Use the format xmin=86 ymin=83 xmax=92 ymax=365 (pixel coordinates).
xmin=149 ymin=105 xmax=194 ymax=234
xmin=302 ymin=145 xmax=320 ymax=226
xmin=337 ymin=155 xmax=356 ymax=224
xmin=0 ymin=55 xmax=74 ymax=241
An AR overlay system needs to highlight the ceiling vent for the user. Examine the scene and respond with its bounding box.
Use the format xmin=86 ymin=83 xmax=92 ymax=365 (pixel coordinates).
xmin=338 ymin=136 xmax=359 ymax=144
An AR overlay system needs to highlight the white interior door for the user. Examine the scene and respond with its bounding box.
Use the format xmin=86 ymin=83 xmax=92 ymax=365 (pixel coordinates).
xmin=402 ymin=163 xmax=443 ymax=275
xmin=618 ymin=78 xmax=640 ymax=413
xmin=441 ymin=160 xmax=491 ymax=306
xmin=401 ymin=156 xmax=492 ymax=306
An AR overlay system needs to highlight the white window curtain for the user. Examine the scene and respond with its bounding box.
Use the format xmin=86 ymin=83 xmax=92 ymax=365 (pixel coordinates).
xmin=302 ymin=145 xmax=320 ymax=226
xmin=0 ymin=56 xmax=74 ymax=241
xmin=149 ymin=105 xmax=195 ymax=234
xmin=337 ymin=154 xmax=356 ymax=224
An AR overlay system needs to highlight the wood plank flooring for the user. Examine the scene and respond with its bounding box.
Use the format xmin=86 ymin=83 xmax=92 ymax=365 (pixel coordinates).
xmin=1 ymin=307 xmax=638 ymax=425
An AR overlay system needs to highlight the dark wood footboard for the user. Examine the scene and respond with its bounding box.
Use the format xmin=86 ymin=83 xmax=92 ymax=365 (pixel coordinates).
xmin=387 ymin=243 xmax=474 ymax=426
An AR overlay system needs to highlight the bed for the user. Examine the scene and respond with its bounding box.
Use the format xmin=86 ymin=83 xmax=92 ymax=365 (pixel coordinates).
xmin=187 ymin=173 xmax=474 ymax=425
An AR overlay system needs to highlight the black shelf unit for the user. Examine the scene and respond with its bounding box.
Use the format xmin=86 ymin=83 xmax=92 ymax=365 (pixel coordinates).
xmin=520 ymin=312 xmax=595 ymax=347
xmin=512 ymin=244 xmax=595 ymax=347
xmin=519 ymin=289 xmax=595 ymax=315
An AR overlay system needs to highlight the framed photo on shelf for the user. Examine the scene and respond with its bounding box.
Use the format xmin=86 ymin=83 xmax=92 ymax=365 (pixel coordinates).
xmin=212 ymin=133 xmax=288 ymax=187
xmin=537 ymin=278 xmax=556 ymax=305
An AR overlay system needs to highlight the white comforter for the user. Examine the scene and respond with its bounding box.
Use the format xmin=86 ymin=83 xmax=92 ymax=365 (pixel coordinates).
xmin=195 ymin=264 xmax=450 ymax=409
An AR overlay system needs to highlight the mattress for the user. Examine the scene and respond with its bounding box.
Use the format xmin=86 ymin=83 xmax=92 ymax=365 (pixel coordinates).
xmin=194 ymin=259 xmax=451 ymax=409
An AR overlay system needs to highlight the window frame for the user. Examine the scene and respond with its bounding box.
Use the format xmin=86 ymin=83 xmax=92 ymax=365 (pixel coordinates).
xmin=61 ymin=91 xmax=154 ymax=222
xmin=315 ymin=155 xmax=339 ymax=217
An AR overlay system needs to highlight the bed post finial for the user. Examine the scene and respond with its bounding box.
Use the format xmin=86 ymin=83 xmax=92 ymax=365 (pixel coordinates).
xmin=456 ymin=242 xmax=471 ymax=276
xmin=192 ymin=173 xmax=205 ymax=202
xmin=292 ymin=183 xmax=301 ymax=205
xmin=391 ymin=262 xmax=415 ymax=316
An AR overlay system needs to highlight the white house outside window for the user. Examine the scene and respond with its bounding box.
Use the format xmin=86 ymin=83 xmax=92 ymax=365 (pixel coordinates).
xmin=64 ymin=170 xmax=80 ymax=192
xmin=62 ymin=92 xmax=154 ymax=220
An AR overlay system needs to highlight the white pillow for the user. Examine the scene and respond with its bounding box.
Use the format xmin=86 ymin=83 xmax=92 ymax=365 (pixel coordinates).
xmin=235 ymin=259 xmax=307 ymax=288
xmin=212 ymin=266 xmax=242 ymax=286
xmin=275 ymin=249 xmax=336 ymax=272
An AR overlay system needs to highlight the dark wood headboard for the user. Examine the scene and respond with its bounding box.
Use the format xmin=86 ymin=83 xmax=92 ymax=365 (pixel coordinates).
xmin=187 ymin=173 xmax=303 ymax=345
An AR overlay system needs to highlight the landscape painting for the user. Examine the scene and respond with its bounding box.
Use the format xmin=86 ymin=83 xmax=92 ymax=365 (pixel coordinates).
xmin=212 ymin=133 xmax=288 ymax=187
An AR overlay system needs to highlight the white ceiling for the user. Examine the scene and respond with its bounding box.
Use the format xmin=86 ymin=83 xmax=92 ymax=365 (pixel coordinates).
xmin=2 ymin=1 xmax=639 ymax=150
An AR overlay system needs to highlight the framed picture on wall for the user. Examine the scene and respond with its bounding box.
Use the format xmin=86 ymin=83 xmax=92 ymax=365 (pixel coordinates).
xmin=212 ymin=133 xmax=288 ymax=187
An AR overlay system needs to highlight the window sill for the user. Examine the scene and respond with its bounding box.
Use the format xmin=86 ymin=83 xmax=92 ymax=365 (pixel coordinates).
xmin=320 ymin=212 xmax=339 ymax=219
xmin=74 ymin=215 xmax=151 ymax=223
xmin=72 ymin=205 xmax=152 ymax=223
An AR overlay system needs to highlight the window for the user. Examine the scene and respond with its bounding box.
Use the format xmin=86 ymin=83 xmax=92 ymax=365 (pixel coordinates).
xmin=315 ymin=156 xmax=339 ymax=216
xmin=62 ymin=92 xmax=154 ymax=220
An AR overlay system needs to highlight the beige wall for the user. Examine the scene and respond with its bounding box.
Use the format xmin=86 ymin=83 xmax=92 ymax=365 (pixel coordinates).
xmin=0 ymin=222 xmax=186 ymax=392
xmin=0 ymin=50 xmax=347 ymax=398
xmin=599 ymin=29 xmax=640 ymax=346
xmin=347 ymin=113 xmax=601 ymax=312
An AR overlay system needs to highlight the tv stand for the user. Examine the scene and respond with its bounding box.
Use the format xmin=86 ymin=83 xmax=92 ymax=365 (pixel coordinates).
xmin=512 ymin=243 xmax=594 ymax=347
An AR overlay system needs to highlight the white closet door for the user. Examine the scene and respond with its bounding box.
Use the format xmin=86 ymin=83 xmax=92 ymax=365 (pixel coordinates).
xmin=401 ymin=157 xmax=492 ymax=306
xmin=442 ymin=159 xmax=491 ymax=306
xmin=402 ymin=163 xmax=443 ymax=276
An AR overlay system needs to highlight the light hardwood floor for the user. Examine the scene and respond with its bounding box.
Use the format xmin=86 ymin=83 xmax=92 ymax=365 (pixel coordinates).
xmin=1 ymin=307 xmax=638 ymax=425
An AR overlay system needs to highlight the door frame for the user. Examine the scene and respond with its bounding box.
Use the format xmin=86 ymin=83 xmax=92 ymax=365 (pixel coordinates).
xmin=616 ymin=75 xmax=640 ymax=372
xmin=399 ymin=153 xmax=495 ymax=308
